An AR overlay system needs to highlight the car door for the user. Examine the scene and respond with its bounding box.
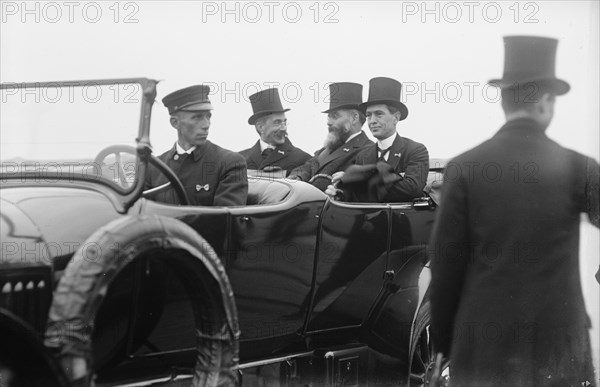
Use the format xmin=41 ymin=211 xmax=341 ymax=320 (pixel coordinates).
xmin=304 ymin=200 xmax=390 ymax=333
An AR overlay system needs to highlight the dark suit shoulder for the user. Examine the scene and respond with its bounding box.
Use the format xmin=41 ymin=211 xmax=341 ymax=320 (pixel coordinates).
xmin=285 ymin=140 xmax=311 ymax=160
xmin=239 ymin=140 xmax=260 ymax=157
xmin=208 ymin=141 xmax=246 ymax=163
xmin=400 ymin=136 xmax=428 ymax=153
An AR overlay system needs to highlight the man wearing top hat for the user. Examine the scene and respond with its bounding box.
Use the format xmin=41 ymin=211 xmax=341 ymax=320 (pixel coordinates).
xmin=429 ymin=36 xmax=599 ymax=386
xmin=288 ymin=82 xmax=373 ymax=191
xmin=239 ymin=88 xmax=310 ymax=176
xmin=145 ymin=85 xmax=248 ymax=206
xmin=326 ymin=77 xmax=429 ymax=203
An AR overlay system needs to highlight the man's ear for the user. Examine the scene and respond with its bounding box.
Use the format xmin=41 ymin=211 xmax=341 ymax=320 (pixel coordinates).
xmin=169 ymin=115 xmax=179 ymax=130
xmin=538 ymin=92 xmax=555 ymax=114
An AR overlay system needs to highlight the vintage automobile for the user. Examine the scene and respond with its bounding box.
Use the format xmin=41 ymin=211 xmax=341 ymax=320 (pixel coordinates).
xmin=0 ymin=78 xmax=447 ymax=386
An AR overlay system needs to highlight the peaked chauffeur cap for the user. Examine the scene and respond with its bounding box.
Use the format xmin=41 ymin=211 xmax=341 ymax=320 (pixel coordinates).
xmin=162 ymin=85 xmax=213 ymax=115
xmin=248 ymin=88 xmax=290 ymax=125
xmin=359 ymin=77 xmax=409 ymax=121
xmin=489 ymin=35 xmax=570 ymax=95
xmin=322 ymin=82 xmax=363 ymax=113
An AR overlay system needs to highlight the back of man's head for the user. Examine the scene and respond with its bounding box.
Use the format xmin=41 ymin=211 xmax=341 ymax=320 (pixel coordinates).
xmin=501 ymin=83 xmax=557 ymax=128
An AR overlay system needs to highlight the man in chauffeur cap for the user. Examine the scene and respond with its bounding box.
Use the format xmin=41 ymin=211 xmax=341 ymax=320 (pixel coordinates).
xmin=145 ymin=84 xmax=248 ymax=206
xmin=326 ymin=77 xmax=429 ymax=202
xmin=239 ymin=88 xmax=310 ymax=176
xmin=288 ymin=82 xmax=373 ymax=191
xmin=429 ymin=36 xmax=599 ymax=386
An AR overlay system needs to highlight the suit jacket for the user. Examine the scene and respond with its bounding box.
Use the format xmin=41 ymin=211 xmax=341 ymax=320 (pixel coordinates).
xmin=289 ymin=131 xmax=373 ymax=191
xmin=341 ymin=134 xmax=429 ymax=202
xmin=239 ymin=137 xmax=311 ymax=176
xmin=429 ymin=118 xmax=599 ymax=386
xmin=146 ymin=141 xmax=248 ymax=206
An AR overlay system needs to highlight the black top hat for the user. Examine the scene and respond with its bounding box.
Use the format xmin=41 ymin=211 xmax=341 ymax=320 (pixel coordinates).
xmin=162 ymin=85 xmax=213 ymax=115
xmin=248 ymin=88 xmax=290 ymax=125
xmin=322 ymin=82 xmax=363 ymax=113
xmin=359 ymin=77 xmax=409 ymax=121
xmin=489 ymin=36 xmax=570 ymax=95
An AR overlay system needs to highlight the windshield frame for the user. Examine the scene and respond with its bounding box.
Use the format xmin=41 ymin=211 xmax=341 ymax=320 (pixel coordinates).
xmin=0 ymin=77 xmax=158 ymax=213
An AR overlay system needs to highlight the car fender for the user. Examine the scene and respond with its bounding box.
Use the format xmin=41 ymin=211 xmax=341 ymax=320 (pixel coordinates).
xmin=44 ymin=214 xmax=240 ymax=387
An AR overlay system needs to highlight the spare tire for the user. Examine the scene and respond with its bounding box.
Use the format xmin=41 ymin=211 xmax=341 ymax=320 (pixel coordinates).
xmin=45 ymin=215 xmax=240 ymax=386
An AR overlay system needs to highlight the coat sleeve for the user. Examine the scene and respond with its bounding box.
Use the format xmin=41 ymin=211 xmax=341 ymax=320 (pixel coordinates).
xmin=585 ymin=157 xmax=600 ymax=228
xmin=288 ymin=147 xmax=324 ymax=180
xmin=380 ymin=142 xmax=429 ymax=202
xmin=429 ymin=162 xmax=470 ymax=357
xmin=213 ymin=153 xmax=248 ymax=206
xmin=288 ymin=156 xmax=319 ymax=181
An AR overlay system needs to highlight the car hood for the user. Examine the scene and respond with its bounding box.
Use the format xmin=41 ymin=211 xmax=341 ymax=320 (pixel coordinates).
xmin=1 ymin=186 xmax=123 ymax=263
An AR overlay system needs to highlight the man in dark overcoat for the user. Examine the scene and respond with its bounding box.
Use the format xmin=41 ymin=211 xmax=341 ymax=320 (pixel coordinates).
xmin=326 ymin=77 xmax=429 ymax=202
xmin=429 ymin=36 xmax=600 ymax=386
xmin=288 ymin=82 xmax=373 ymax=191
xmin=145 ymin=85 xmax=248 ymax=206
xmin=239 ymin=88 xmax=310 ymax=176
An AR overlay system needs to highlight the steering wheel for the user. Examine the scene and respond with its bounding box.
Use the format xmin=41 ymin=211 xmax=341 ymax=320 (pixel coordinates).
xmin=94 ymin=145 xmax=138 ymax=187
xmin=94 ymin=145 xmax=190 ymax=205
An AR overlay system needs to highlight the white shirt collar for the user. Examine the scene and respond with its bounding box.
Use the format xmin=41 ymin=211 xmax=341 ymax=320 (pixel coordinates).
xmin=260 ymin=140 xmax=275 ymax=152
xmin=377 ymin=132 xmax=398 ymax=150
xmin=176 ymin=142 xmax=196 ymax=155
xmin=345 ymin=131 xmax=362 ymax=143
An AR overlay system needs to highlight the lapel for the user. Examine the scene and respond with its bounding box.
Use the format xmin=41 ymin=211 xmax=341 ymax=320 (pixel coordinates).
xmin=161 ymin=144 xmax=177 ymax=162
xmin=365 ymin=143 xmax=378 ymax=164
xmin=263 ymin=137 xmax=293 ymax=166
xmin=247 ymin=141 xmax=264 ymax=169
xmin=387 ymin=134 xmax=404 ymax=171
xmin=320 ymin=131 xmax=370 ymax=167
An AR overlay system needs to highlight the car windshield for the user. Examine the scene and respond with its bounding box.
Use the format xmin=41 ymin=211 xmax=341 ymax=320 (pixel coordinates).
xmin=0 ymin=81 xmax=144 ymax=190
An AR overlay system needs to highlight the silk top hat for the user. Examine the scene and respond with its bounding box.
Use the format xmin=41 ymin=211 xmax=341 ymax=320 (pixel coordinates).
xmin=359 ymin=77 xmax=409 ymax=121
xmin=162 ymin=85 xmax=213 ymax=115
xmin=489 ymin=36 xmax=570 ymax=95
xmin=248 ymin=88 xmax=290 ymax=125
xmin=322 ymin=82 xmax=363 ymax=113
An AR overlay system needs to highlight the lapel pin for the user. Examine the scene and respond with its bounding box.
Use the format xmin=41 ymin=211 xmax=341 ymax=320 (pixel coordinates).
xmin=394 ymin=153 xmax=401 ymax=158
xmin=343 ymin=148 xmax=350 ymax=152
xmin=196 ymin=184 xmax=210 ymax=192
xmin=278 ymin=150 xmax=285 ymax=155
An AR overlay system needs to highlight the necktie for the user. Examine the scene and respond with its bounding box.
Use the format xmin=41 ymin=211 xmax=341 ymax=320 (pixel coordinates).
xmin=378 ymin=147 xmax=390 ymax=162
xmin=262 ymin=148 xmax=274 ymax=160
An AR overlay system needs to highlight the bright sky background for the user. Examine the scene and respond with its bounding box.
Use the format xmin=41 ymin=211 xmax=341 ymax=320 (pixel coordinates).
xmin=2 ymin=0 xmax=599 ymax=376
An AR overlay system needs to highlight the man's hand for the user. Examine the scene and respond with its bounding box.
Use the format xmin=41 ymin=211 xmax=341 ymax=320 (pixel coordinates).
xmin=331 ymin=171 xmax=345 ymax=185
xmin=325 ymin=184 xmax=344 ymax=199
xmin=325 ymin=171 xmax=345 ymax=199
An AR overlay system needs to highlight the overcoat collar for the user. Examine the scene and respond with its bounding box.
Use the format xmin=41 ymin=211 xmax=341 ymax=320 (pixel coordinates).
xmin=250 ymin=137 xmax=296 ymax=167
xmin=164 ymin=141 xmax=212 ymax=162
xmin=496 ymin=118 xmax=546 ymax=137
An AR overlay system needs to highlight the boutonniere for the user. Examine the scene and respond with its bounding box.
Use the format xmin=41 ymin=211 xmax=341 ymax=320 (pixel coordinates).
xmin=196 ymin=184 xmax=210 ymax=192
